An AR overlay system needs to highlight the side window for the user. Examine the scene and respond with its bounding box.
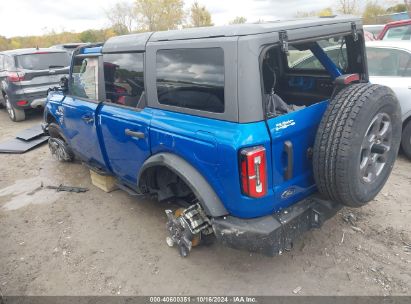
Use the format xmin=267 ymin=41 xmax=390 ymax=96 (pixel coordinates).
xmin=4 ymin=56 xmax=15 ymax=70
xmin=156 ymin=48 xmax=225 ymax=113
xmin=70 ymin=56 xmax=99 ymax=100
xmin=103 ymin=53 xmax=145 ymax=108
xmin=0 ymin=55 xmax=4 ymax=71
xmin=398 ymin=51 xmax=411 ymax=77
xmin=367 ymin=48 xmax=411 ymax=77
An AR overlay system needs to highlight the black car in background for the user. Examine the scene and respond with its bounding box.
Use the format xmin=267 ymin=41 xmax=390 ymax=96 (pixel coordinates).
xmin=0 ymin=48 xmax=70 ymax=121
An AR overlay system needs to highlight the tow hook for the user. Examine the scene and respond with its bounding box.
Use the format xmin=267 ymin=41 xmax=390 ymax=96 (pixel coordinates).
xmin=165 ymin=203 xmax=212 ymax=257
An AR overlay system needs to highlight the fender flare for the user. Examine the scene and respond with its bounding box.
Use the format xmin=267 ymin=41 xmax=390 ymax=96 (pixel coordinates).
xmin=137 ymin=153 xmax=228 ymax=217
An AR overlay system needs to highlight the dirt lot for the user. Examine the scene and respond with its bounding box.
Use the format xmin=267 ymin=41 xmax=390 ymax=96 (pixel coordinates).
xmin=0 ymin=110 xmax=410 ymax=296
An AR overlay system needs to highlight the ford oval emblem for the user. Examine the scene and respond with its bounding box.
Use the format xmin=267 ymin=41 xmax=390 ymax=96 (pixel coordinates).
xmin=281 ymin=187 xmax=296 ymax=199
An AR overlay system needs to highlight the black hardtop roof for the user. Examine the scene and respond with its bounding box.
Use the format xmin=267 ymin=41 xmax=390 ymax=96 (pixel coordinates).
xmin=0 ymin=48 xmax=68 ymax=56
xmin=103 ymin=16 xmax=361 ymax=53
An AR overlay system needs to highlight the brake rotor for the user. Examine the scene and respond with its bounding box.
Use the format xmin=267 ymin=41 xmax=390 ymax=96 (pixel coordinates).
xmin=174 ymin=208 xmax=201 ymax=247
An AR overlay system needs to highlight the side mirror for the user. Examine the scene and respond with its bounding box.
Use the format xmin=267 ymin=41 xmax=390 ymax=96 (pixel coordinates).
xmin=60 ymin=76 xmax=69 ymax=92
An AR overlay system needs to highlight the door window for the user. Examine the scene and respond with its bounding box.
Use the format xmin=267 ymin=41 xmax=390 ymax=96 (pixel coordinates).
xmin=103 ymin=53 xmax=145 ymax=108
xmin=0 ymin=55 xmax=4 ymax=71
xmin=156 ymin=48 xmax=225 ymax=113
xmin=70 ymin=56 xmax=99 ymax=100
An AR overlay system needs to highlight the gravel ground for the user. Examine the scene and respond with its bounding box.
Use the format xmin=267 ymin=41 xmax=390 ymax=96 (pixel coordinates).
xmin=0 ymin=110 xmax=410 ymax=296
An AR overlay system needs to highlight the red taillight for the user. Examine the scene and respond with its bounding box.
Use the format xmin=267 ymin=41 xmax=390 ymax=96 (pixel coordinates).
xmin=342 ymin=73 xmax=360 ymax=85
xmin=16 ymin=100 xmax=28 ymax=106
xmin=240 ymin=146 xmax=267 ymax=198
xmin=7 ymin=72 xmax=25 ymax=82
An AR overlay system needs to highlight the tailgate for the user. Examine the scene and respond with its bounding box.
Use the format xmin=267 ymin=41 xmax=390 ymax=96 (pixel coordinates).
xmin=20 ymin=69 xmax=68 ymax=97
xmin=265 ymin=101 xmax=328 ymax=207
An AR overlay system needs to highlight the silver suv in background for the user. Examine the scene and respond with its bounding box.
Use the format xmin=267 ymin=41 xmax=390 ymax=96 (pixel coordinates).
xmin=0 ymin=48 xmax=70 ymax=121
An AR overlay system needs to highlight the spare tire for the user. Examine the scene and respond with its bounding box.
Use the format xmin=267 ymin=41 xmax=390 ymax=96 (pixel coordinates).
xmin=313 ymin=83 xmax=401 ymax=207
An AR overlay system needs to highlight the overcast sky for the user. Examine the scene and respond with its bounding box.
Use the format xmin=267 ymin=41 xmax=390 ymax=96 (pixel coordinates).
xmin=0 ymin=0 xmax=395 ymax=38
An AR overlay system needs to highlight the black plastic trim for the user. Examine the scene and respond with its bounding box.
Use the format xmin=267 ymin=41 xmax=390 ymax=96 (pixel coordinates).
xmin=212 ymin=195 xmax=342 ymax=256
xmin=137 ymin=153 xmax=229 ymax=217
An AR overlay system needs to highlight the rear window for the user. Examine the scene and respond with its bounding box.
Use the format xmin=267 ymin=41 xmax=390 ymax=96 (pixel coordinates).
xmin=288 ymin=36 xmax=348 ymax=72
xmin=16 ymin=52 xmax=70 ymax=70
xmin=156 ymin=48 xmax=225 ymax=113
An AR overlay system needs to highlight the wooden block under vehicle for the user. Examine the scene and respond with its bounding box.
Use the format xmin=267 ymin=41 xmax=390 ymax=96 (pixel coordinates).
xmin=89 ymin=170 xmax=118 ymax=193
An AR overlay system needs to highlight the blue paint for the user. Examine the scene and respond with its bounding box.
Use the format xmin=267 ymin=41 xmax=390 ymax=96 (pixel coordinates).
xmin=60 ymin=96 xmax=106 ymax=167
xmin=99 ymin=105 xmax=153 ymax=184
xmin=46 ymin=97 xmax=329 ymax=218
xmin=266 ymin=101 xmax=328 ymax=208
xmin=81 ymin=46 xmax=103 ymax=54
xmin=310 ymin=43 xmax=342 ymax=79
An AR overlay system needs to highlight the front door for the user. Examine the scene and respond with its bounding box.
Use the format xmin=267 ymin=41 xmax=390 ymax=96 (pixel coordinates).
xmin=61 ymin=54 xmax=106 ymax=167
xmin=98 ymin=52 xmax=152 ymax=185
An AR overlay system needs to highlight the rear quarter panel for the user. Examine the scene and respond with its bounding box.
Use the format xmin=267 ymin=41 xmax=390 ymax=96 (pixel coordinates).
xmin=149 ymin=108 xmax=282 ymax=219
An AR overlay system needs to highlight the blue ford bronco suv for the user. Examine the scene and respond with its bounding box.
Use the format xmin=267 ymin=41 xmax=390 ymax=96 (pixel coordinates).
xmin=43 ymin=16 xmax=402 ymax=257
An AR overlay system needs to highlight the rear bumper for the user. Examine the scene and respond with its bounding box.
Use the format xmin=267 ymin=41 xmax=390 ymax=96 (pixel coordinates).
xmin=212 ymin=196 xmax=341 ymax=256
xmin=9 ymin=93 xmax=47 ymax=109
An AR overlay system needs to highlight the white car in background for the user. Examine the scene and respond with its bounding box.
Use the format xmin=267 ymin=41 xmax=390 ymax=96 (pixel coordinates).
xmin=366 ymin=41 xmax=411 ymax=159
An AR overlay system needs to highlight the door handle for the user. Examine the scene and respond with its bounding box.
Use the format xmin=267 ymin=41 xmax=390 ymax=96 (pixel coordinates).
xmin=125 ymin=129 xmax=145 ymax=139
xmin=81 ymin=114 xmax=94 ymax=124
xmin=284 ymin=140 xmax=294 ymax=181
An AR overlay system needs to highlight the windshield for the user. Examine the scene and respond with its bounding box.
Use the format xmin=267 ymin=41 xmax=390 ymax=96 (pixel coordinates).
xmin=16 ymin=52 xmax=70 ymax=70
xmin=383 ymin=24 xmax=411 ymax=41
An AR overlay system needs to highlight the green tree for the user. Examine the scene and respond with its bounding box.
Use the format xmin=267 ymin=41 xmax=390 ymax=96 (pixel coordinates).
xmin=135 ymin=0 xmax=185 ymax=31
xmin=106 ymin=1 xmax=136 ymax=35
xmin=318 ymin=7 xmax=334 ymax=16
xmin=362 ymin=1 xmax=386 ymax=24
xmin=338 ymin=0 xmax=358 ymax=14
xmin=296 ymin=7 xmax=333 ymax=18
xmin=386 ymin=3 xmax=408 ymax=13
xmin=189 ymin=1 xmax=213 ymax=27
xmin=229 ymin=16 xmax=247 ymax=24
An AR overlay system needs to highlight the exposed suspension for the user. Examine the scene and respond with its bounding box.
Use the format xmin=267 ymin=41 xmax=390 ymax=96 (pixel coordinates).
xmin=165 ymin=202 xmax=213 ymax=257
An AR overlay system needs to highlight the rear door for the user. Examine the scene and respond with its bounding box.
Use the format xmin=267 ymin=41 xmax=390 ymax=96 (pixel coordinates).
xmin=98 ymin=52 xmax=152 ymax=185
xmin=15 ymin=51 xmax=70 ymax=100
xmin=60 ymin=54 xmax=106 ymax=168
